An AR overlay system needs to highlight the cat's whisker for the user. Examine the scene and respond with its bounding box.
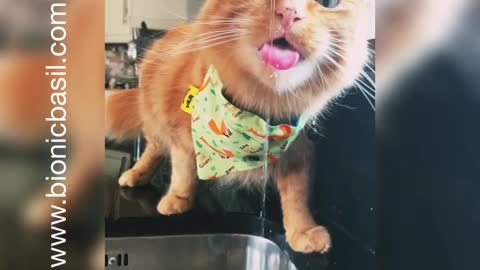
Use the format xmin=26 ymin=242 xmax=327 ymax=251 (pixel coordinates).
xmin=199 ymin=16 xmax=252 ymax=21
xmin=323 ymin=54 xmax=344 ymax=71
xmin=323 ymin=50 xmax=376 ymax=110
xmin=194 ymin=23 xmax=249 ymax=27
xmin=181 ymin=34 xmax=246 ymax=49
xmin=205 ymin=28 xmax=248 ymax=34
xmin=332 ymin=100 xmax=358 ymax=111
xmin=366 ymin=63 xmax=376 ymax=74
xmin=359 ymin=70 xmax=375 ymax=87
xmin=174 ymin=32 xmax=248 ymax=51
xmin=196 ymin=17 xmax=251 ymax=21
xmin=176 ymin=29 xmax=247 ymax=40
xmin=195 ymin=22 xmax=250 ymax=26
xmin=187 ymin=29 xmax=249 ymax=40
xmin=307 ymin=80 xmax=318 ymax=100
xmin=195 ymin=20 xmax=251 ymax=26
xmin=162 ymin=30 xmax=249 ymax=52
xmin=162 ymin=8 xmax=190 ymax=22
xmin=162 ymin=8 xmax=252 ymax=24
xmin=328 ymin=36 xmax=344 ymax=43
xmin=314 ymin=63 xmax=328 ymax=90
xmin=328 ymin=37 xmax=343 ymax=43
xmin=328 ymin=41 xmax=346 ymax=52
xmin=319 ymin=69 xmax=327 ymax=90
xmin=202 ymin=13 xmax=253 ymax=21
xmin=353 ymin=82 xmax=376 ymax=111
xmin=282 ymin=79 xmax=299 ymax=98
xmin=169 ymin=36 xmax=245 ymax=55
xmin=356 ymin=78 xmax=375 ymax=95
xmin=220 ymin=6 xmax=254 ymax=20
xmin=290 ymin=89 xmax=299 ymax=98
xmin=355 ymin=80 xmax=375 ymax=99
xmin=327 ymin=47 xmax=345 ymax=60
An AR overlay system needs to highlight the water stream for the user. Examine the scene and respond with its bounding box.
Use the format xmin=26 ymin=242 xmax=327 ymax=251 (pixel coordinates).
xmin=260 ymin=115 xmax=271 ymax=237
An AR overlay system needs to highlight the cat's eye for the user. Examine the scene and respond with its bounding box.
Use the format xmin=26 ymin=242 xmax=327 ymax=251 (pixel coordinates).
xmin=317 ymin=0 xmax=340 ymax=8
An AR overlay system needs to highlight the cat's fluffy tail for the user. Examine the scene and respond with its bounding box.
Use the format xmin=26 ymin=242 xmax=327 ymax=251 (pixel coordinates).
xmin=105 ymin=89 xmax=142 ymax=140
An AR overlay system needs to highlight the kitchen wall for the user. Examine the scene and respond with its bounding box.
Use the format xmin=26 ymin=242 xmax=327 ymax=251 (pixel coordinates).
xmin=187 ymin=0 xmax=205 ymax=19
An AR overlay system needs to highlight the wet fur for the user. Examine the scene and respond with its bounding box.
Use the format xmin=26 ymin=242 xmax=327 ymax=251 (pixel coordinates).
xmin=107 ymin=0 xmax=372 ymax=253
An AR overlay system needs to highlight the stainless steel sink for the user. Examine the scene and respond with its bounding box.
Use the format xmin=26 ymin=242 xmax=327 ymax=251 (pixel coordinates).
xmin=106 ymin=234 xmax=297 ymax=270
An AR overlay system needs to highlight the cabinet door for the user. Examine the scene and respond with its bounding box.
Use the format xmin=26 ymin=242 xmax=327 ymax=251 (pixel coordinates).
xmin=130 ymin=0 xmax=188 ymax=30
xmin=105 ymin=0 xmax=132 ymax=43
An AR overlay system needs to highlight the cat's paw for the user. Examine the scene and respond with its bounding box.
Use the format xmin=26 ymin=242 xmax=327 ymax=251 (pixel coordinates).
xmin=287 ymin=226 xmax=332 ymax=254
xmin=118 ymin=169 xmax=149 ymax=187
xmin=157 ymin=194 xmax=193 ymax=215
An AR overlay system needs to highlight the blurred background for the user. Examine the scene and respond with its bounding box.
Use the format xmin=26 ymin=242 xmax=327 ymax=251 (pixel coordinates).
xmin=377 ymin=1 xmax=480 ymax=270
xmin=0 ymin=0 xmax=104 ymax=269
xmin=104 ymin=0 xmax=200 ymax=90
xmin=0 ymin=0 xmax=478 ymax=269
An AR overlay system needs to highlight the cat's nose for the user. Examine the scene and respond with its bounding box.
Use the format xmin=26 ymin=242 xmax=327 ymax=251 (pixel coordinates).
xmin=275 ymin=7 xmax=304 ymax=31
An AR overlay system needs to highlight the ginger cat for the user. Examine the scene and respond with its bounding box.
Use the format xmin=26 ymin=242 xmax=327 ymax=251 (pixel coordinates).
xmin=106 ymin=0 xmax=372 ymax=253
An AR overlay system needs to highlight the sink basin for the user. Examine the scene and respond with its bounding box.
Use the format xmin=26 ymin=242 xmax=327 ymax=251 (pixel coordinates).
xmin=106 ymin=234 xmax=297 ymax=270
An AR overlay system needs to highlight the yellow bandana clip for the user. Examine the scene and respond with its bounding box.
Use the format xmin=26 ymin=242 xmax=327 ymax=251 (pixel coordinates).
xmin=181 ymin=85 xmax=200 ymax=114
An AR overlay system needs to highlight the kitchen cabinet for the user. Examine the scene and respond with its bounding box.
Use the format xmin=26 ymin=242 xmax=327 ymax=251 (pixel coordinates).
xmin=105 ymin=0 xmax=132 ymax=43
xmin=106 ymin=0 xmax=201 ymax=43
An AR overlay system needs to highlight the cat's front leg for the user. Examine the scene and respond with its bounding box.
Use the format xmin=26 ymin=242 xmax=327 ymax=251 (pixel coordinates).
xmin=274 ymin=136 xmax=331 ymax=253
xmin=157 ymin=143 xmax=197 ymax=215
xmin=118 ymin=142 xmax=163 ymax=187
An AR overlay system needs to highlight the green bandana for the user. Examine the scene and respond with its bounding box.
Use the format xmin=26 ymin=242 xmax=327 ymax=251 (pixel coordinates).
xmin=186 ymin=66 xmax=309 ymax=180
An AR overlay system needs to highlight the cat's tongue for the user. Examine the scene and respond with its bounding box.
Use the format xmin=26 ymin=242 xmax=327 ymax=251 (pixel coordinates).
xmin=260 ymin=43 xmax=300 ymax=70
